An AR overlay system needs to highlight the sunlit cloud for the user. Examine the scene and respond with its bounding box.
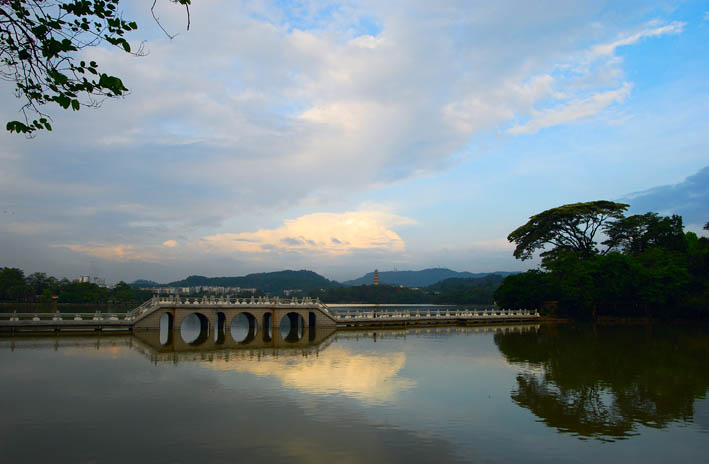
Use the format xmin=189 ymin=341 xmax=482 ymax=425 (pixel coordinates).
xmin=200 ymin=211 xmax=416 ymax=255
xmin=55 ymin=244 xmax=163 ymax=263
xmin=162 ymin=240 xmax=178 ymax=248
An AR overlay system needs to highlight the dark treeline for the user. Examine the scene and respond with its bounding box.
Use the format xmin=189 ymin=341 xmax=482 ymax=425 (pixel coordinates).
xmin=494 ymin=203 xmax=709 ymax=319
xmin=310 ymin=274 xmax=504 ymax=304
xmin=0 ymin=268 xmax=152 ymax=306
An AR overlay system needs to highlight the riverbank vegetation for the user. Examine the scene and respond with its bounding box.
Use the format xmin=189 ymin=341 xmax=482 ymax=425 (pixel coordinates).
xmin=0 ymin=268 xmax=151 ymax=306
xmin=494 ymin=202 xmax=709 ymax=319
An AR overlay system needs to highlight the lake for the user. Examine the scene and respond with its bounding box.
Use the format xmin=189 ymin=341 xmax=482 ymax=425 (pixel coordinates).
xmin=1 ymin=323 xmax=707 ymax=463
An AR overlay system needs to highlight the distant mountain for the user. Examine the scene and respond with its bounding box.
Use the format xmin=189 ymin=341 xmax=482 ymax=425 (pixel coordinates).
xmin=131 ymin=279 xmax=160 ymax=287
xmin=165 ymin=270 xmax=341 ymax=295
xmin=343 ymin=268 xmax=517 ymax=287
xmin=426 ymin=274 xmax=506 ymax=292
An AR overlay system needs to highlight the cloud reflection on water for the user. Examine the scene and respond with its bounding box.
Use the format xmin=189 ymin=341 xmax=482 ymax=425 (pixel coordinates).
xmin=205 ymin=346 xmax=416 ymax=404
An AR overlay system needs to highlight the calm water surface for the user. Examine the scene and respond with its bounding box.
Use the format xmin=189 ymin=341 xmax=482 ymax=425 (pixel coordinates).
xmin=1 ymin=323 xmax=707 ymax=463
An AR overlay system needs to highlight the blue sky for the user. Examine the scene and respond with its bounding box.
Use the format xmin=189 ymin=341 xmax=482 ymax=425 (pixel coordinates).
xmin=0 ymin=0 xmax=707 ymax=283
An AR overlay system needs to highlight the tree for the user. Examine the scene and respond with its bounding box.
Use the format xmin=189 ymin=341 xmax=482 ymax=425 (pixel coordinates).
xmin=507 ymin=201 xmax=629 ymax=264
xmin=493 ymin=271 xmax=551 ymax=310
xmin=112 ymin=280 xmax=133 ymax=302
xmin=26 ymin=271 xmax=55 ymax=295
xmin=1 ymin=0 xmax=190 ymax=134
xmin=0 ymin=266 xmax=28 ymax=300
xmin=604 ymin=213 xmax=686 ymax=255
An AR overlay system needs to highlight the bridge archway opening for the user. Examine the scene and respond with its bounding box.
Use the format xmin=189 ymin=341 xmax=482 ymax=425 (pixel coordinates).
xmin=280 ymin=312 xmax=304 ymax=342
xmin=308 ymin=312 xmax=316 ymax=329
xmin=159 ymin=312 xmax=174 ymax=345
xmin=215 ymin=312 xmax=226 ymax=344
xmin=231 ymin=312 xmax=257 ymax=343
xmin=262 ymin=312 xmax=273 ymax=342
xmin=308 ymin=312 xmax=317 ymax=341
xmin=180 ymin=312 xmax=209 ymax=345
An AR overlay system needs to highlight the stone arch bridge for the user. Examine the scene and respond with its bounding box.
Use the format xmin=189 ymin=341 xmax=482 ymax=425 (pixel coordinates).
xmin=0 ymin=295 xmax=539 ymax=335
xmin=132 ymin=295 xmax=337 ymax=342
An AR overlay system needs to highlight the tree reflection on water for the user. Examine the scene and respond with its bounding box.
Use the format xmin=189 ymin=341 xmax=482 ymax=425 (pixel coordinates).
xmin=494 ymin=324 xmax=709 ymax=441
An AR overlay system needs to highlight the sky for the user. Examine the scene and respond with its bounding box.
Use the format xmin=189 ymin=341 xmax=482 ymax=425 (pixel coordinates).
xmin=0 ymin=0 xmax=708 ymax=283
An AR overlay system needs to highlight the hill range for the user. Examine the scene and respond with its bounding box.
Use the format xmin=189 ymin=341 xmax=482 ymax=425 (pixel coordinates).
xmin=133 ymin=268 xmax=516 ymax=295
xmin=342 ymin=268 xmax=517 ymax=287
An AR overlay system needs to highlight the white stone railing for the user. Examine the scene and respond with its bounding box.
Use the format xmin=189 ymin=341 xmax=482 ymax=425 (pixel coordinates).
xmin=146 ymin=294 xmax=323 ymax=306
xmin=331 ymin=308 xmax=539 ymax=320
xmin=0 ymin=311 xmax=134 ymax=322
xmin=123 ymin=296 xmax=539 ymax=323
xmin=127 ymin=295 xmax=329 ymax=318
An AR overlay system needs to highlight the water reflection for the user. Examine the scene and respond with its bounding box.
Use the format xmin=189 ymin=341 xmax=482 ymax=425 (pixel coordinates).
xmin=2 ymin=325 xmax=708 ymax=462
xmin=280 ymin=312 xmax=304 ymax=342
xmin=0 ymin=331 xmax=464 ymax=464
xmin=494 ymin=324 xmax=709 ymax=441
xmin=207 ymin=346 xmax=416 ymax=404
xmin=180 ymin=312 xmax=209 ymax=345
xmin=159 ymin=313 xmax=173 ymax=345
xmin=231 ymin=312 xmax=257 ymax=343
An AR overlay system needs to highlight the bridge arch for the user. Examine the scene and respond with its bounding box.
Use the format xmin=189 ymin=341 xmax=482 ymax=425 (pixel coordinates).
xmin=230 ymin=312 xmax=257 ymax=343
xmin=159 ymin=312 xmax=174 ymax=345
xmin=262 ymin=312 xmax=273 ymax=342
xmin=308 ymin=312 xmax=316 ymax=329
xmin=215 ymin=312 xmax=226 ymax=344
xmin=180 ymin=312 xmax=210 ymax=345
xmin=280 ymin=312 xmax=304 ymax=342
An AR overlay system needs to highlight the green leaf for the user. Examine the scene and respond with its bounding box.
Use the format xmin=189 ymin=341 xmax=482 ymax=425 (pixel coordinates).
xmin=6 ymin=121 xmax=32 ymax=134
xmin=52 ymin=94 xmax=71 ymax=109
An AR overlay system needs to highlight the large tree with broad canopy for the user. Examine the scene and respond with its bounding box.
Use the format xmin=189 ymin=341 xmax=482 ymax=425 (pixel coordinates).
xmin=507 ymin=201 xmax=629 ymax=263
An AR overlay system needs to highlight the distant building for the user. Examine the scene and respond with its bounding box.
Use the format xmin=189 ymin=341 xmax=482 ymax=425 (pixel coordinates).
xmin=79 ymin=275 xmax=90 ymax=283
xmin=373 ymin=269 xmax=379 ymax=286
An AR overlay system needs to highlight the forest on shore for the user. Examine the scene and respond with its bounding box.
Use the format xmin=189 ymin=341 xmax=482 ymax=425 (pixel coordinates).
xmin=0 ymin=269 xmax=151 ymax=307
xmin=494 ymin=202 xmax=708 ymax=319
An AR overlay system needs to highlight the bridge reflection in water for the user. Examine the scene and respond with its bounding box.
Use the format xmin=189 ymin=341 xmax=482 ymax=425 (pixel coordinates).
xmin=130 ymin=323 xmax=539 ymax=365
xmin=135 ymin=311 xmax=336 ymax=357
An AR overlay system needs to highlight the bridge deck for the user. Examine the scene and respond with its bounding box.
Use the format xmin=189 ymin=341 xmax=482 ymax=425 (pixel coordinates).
xmin=0 ymin=296 xmax=539 ymax=333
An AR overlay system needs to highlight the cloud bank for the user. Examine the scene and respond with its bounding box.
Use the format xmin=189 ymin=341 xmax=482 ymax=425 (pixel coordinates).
xmin=622 ymin=166 xmax=709 ymax=227
xmin=0 ymin=1 xmax=697 ymax=281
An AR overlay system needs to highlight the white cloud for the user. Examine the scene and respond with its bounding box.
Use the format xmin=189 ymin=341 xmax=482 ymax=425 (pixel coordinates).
xmin=200 ymin=210 xmax=416 ymax=255
xmin=507 ymin=82 xmax=633 ymax=135
xmin=587 ymin=21 xmax=685 ymax=60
